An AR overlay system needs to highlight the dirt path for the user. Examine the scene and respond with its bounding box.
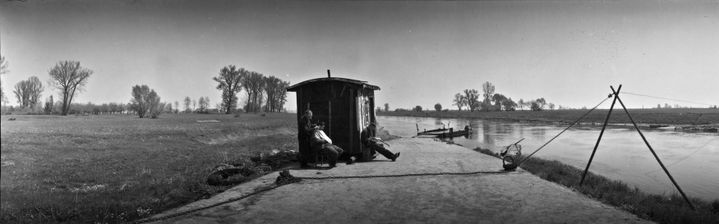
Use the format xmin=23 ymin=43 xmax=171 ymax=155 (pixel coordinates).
xmin=148 ymin=138 xmax=652 ymax=224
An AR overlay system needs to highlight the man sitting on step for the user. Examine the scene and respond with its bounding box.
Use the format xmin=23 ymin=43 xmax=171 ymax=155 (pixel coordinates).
xmin=360 ymin=122 xmax=400 ymax=162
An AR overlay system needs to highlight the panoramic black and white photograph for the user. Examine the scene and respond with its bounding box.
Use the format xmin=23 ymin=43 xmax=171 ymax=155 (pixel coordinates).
xmin=1 ymin=0 xmax=717 ymax=223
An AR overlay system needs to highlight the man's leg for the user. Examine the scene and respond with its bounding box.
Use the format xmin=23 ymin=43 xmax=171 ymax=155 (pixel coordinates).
xmin=370 ymin=141 xmax=399 ymax=161
xmin=323 ymin=145 xmax=340 ymax=167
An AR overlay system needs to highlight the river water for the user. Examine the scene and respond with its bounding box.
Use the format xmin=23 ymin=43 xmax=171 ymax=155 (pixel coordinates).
xmin=377 ymin=116 xmax=719 ymax=201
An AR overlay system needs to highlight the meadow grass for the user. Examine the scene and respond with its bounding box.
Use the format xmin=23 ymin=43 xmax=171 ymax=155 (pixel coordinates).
xmin=380 ymin=108 xmax=719 ymax=125
xmin=474 ymin=147 xmax=719 ymax=224
xmin=1 ymin=113 xmax=297 ymax=223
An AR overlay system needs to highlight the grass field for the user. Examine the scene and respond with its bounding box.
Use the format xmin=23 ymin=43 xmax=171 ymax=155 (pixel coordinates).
xmin=474 ymin=148 xmax=719 ymax=224
xmin=1 ymin=113 xmax=297 ymax=223
xmin=379 ymin=108 xmax=719 ymax=125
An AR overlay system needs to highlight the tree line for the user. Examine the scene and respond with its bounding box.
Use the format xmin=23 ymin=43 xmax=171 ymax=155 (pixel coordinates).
xmin=0 ymin=58 xmax=290 ymax=118
xmin=212 ymin=65 xmax=289 ymax=114
xmin=446 ymin=81 xmax=553 ymax=112
xmin=383 ymin=81 xmax=557 ymax=113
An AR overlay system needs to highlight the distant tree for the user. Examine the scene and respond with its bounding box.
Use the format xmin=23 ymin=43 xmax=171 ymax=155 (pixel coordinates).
xmin=413 ymin=105 xmax=423 ymax=112
xmin=664 ymin=103 xmax=671 ymax=109
xmin=174 ymin=101 xmax=179 ymax=113
xmin=434 ymin=103 xmax=442 ymax=112
xmin=535 ymin=98 xmax=547 ymax=110
xmin=0 ymin=56 xmax=8 ymax=106
xmin=530 ymin=102 xmax=540 ymax=111
xmin=492 ymin=93 xmax=508 ymax=111
xmin=148 ymin=93 xmax=162 ymax=118
xmin=44 ymin=95 xmax=54 ymax=114
xmin=198 ymin=96 xmax=210 ymax=113
xmin=548 ymin=103 xmax=556 ymax=110
xmin=242 ymin=71 xmax=266 ymax=113
xmin=482 ymin=81 xmax=495 ymax=103
xmin=263 ymin=76 xmax=290 ymax=112
xmin=213 ymin=65 xmax=245 ymax=114
xmin=192 ymin=99 xmax=197 ymax=112
xmin=656 ymin=104 xmax=661 ymax=109
xmin=130 ymin=85 xmax=161 ymax=118
xmin=13 ymin=76 xmax=43 ymax=109
xmin=48 ymin=61 xmax=92 ymax=115
xmin=183 ymin=97 xmax=191 ymax=113
xmin=502 ymin=97 xmax=518 ymax=111
xmin=463 ymin=89 xmax=480 ymax=111
xmin=165 ymin=102 xmax=173 ymax=114
xmin=384 ymin=103 xmax=389 ymax=112
xmin=453 ymin=93 xmax=467 ymax=111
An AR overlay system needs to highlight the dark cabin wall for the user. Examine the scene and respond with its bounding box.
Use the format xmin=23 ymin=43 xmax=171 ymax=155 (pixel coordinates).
xmin=294 ymin=81 xmax=362 ymax=156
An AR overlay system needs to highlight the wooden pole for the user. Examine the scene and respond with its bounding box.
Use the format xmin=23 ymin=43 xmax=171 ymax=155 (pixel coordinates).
xmin=580 ymin=85 xmax=621 ymax=185
xmin=612 ymin=86 xmax=695 ymax=210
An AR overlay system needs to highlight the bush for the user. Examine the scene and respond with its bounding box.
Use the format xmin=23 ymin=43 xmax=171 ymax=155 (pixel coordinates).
xmin=413 ymin=105 xmax=423 ymax=112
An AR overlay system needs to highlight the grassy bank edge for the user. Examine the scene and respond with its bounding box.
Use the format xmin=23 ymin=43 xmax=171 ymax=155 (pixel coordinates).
xmin=378 ymin=109 xmax=719 ymax=127
xmin=473 ymin=147 xmax=719 ymax=224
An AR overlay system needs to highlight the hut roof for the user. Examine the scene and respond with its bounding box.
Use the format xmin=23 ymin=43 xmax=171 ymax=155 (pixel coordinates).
xmin=287 ymin=77 xmax=380 ymax=92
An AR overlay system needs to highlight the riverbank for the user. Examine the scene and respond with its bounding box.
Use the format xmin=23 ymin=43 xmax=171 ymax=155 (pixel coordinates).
xmin=379 ymin=108 xmax=719 ymax=132
xmin=474 ymin=147 xmax=719 ymax=224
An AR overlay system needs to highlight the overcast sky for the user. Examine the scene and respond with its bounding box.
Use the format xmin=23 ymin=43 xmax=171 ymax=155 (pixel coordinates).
xmin=1 ymin=0 xmax=717 ymax=111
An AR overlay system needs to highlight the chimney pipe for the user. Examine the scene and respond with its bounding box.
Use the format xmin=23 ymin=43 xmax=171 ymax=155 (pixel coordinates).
xmin=327 ymin=69 xmax=331 ymax=78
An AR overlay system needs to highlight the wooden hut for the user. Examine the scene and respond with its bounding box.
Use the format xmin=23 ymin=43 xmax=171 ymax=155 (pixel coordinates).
xmin=287 ymin=74 xmax=380 ymax=163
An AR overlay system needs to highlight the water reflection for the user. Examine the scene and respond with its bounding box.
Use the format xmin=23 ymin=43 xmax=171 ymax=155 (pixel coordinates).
xmin=378 ymin=116 xmax=719 ymax=201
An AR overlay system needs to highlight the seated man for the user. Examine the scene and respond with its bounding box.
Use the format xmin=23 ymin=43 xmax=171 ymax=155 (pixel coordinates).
xmin=361 ymin=122 xmax=400 ymax=161
xmin=310 ymin=123 xmax=344 ymax=168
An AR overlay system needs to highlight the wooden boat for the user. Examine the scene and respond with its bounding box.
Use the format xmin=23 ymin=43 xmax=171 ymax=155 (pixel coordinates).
xmin=417 ymin=125 xmax=472 ymax=138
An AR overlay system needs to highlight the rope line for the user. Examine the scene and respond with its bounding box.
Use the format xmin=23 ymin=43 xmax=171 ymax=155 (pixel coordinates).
xmin=644 ymin=138 xmax=717 ymax=175
xmin=132 ymin=170 xmax=516 ymax=223
xmin=518 ymin=95 xmax=612 ymax=166
xmin=622 ymin=91 xmax=715 ymax=106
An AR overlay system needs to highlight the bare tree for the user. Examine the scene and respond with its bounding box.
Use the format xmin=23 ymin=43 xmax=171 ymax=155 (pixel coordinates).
xmin=13 ymin=76 xmax=43 ymax=109
xmin=536 ymin=98 xmax=547 ymax=110
xmin=463 ymin=89 xmax=480 ymax=111
xmin=174 ymin=101 xmax=179 ymax=113
xmin=148 ymin=91 xmax=162 ymax=118
xmin=213 ymin=65 xmax=245 ymax=114
xmin=242 ymin=71 xmax=266 ymax=112
xmin=48 ymin=61 xmax=92 ymax=115
xmin=183 ymin=96 xmax=191 ymax=113
xmin=482 ymin=81 xmax=495 ymax=103
xmin=0 ymin=56 xmax=8 ymax=105
xmin=263 ymin=76 xmax=289 ymax=112
xmin=44 ymin=95 xmax=54 ymax=114
xmin=198 ymin=96 xmax=210 ymax=113
xmin=453 ymin=93 xmax=466 ymax=111
xmin=130 ymin=85 xmax=161 ymax=118
xmin=492 ymin=93 xmax=508 ymax=111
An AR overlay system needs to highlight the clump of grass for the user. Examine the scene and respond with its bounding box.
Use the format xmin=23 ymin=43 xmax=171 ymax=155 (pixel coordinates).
xmin=474 ymin=147 xmax=719 ymax=224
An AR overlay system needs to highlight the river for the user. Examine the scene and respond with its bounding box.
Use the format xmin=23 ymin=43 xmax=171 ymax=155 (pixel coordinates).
xmin=377 ymin=116 xmax=719 ymax=201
